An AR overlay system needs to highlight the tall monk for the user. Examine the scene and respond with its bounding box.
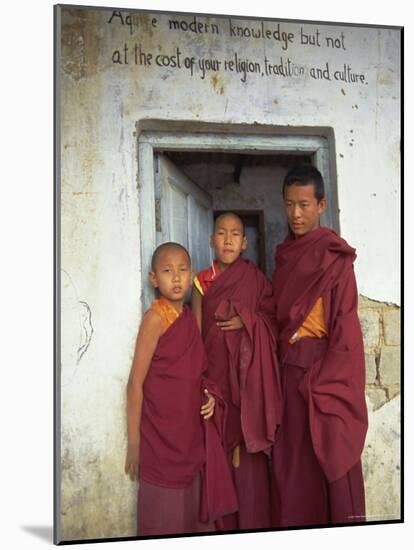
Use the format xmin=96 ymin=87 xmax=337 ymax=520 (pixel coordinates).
xmin=191 ymin=213 xmax=282 ymax=530
xmin=125 ymin=242 xmax=237 ymax=536
xmin=272 ymin=165 xmax=368 ymax=527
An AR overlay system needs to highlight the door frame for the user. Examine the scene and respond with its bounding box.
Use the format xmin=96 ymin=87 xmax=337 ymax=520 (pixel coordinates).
xmin=138 ymin=128 xmax=337 ymax=310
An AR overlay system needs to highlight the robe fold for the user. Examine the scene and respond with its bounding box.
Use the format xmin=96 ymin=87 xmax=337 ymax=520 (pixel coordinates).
xmin=272 ymin=226 xmax=368 ymax=526
xmin=200 ymin=257 xmax=282 ymax=529
xmin=138 ymin=305 xmax=237 ymax=535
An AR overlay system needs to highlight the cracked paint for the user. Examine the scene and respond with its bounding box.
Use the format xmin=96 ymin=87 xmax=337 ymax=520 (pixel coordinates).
xmin=77 ymin=301 xmax=94 ymax=364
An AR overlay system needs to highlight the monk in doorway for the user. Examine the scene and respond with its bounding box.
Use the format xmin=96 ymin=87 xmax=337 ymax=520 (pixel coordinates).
xmin=272 ymin=165 xmax=368 ymax=527
xmin=192 ymin=212 xmax=282 ymax=530
xmin=125 ymin=242 xmax=237 ymax=536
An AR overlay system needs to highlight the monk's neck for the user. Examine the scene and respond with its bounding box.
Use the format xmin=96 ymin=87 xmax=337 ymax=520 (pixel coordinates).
xmin=292 ymin=224 xmax=322 ymax=240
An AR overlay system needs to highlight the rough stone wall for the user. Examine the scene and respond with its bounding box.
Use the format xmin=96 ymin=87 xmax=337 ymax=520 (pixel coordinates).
xmin=359 ymin=296 xmax=401 ymax=521
xmin=359 ymin=296 xmax=401 ymax=407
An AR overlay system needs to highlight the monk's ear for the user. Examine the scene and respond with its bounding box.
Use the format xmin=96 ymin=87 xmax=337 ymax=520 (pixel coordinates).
xmin=148 ymin=271 xmax=158 ymax=288
xmin=317 ymin=197 xmax=327 ymax=215
xmin=241 ymin=236 xmax=248 ymax=252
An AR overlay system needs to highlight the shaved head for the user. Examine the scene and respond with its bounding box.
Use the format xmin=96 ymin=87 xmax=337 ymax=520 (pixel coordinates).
xmin=214 ymin=212 xmax=245 ymax=235
xmin=151 ymin=242 xmax=191 ymax=271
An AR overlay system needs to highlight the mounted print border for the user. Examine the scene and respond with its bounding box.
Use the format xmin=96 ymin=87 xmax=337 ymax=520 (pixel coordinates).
xmin=54 ymin=3 xmax=402 ymax=544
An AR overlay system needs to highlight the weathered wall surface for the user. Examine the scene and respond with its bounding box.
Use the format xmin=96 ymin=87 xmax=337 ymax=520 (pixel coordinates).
xmin=58 ymin=6 xmax=401 ymax=540
xmin=359 ymin=297 xmax=401 ymax=521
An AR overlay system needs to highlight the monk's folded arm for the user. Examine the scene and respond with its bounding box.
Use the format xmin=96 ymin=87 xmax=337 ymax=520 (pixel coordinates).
xmin=328 ymin=267 xmax=360 ymax=351
xmin=126 ymin=310 xmax=163 ymax=447
xmin=336 ymin=267 xmax=359 ymax=316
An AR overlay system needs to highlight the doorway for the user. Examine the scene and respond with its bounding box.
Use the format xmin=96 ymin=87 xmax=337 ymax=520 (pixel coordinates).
xmin=138 ymin=126 xmax=338 ymax=309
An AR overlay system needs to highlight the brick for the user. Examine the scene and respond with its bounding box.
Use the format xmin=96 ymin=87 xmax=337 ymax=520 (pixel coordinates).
xmin=359 ymin=309 xmax=380 ymax=348
xmin=387 ymin=386 xmax=401 ymax=400
xmin=358 ymin=295 xmax=382 ymax=309
xmin=383 ymin=308 xmax=401 ymax=346
xmin=379 ymin=346 xmax=401 ymax=386
xmin=365 ymin=352 xmax=377 ymax=385
xmin=365 ymin=388 xmax=388 ymax=412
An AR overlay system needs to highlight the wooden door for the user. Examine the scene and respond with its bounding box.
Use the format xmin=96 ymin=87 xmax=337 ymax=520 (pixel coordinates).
xmin=155 ymin=153 xmax=214 ymax=276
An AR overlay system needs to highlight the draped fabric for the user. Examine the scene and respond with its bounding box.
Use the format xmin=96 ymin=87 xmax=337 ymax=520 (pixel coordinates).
xmin=272 ymin=227 xmax=368 ymax=482
xmin=199 ymin=257 xmax=282 ymax=529
xmin=201 ymin=257 xmax=282 ymax=455
xmin=271 ymin=227 xmax=368 ymax=527
xmin=138 ymin=306 xmax=237 ymax=533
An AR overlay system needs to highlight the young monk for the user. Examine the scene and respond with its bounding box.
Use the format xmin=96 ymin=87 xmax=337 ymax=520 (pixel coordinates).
xmin=272 ymin=165 xmax=368 ymax=527
xmin=191 ymin=213 xmax=282 ymax=530
xmin=125 ymin=242 xmax=237 ymax=536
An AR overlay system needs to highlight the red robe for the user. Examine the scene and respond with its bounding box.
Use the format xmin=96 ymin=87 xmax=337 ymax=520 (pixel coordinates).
xmin=272 ymin=227 xmax=368 ymax=527
xmin=200 ymin=257 xmax=282 ymax=529
xmin=138 ymin=306 xmax=237 ymax=535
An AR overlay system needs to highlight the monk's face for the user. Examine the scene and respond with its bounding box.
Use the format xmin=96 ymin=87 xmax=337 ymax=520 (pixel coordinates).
xmin=283 ymin=183 xmax=327 ymax=238
xmin=149 ymin=247 xmax=193 ymax=304
xmin=211 ymin=214 xmax=247 ymax=270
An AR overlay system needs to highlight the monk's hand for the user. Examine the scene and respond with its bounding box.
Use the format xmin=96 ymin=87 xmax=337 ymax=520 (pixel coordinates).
xmin=200 ymin=389 xmax=215 ymax=420
xmin=124 ymin=442 xmax=140 ymax=481
xmin=216 ymin=315 xmax=244 ymax=331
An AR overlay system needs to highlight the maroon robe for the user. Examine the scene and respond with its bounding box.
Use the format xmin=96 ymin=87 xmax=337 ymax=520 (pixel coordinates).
xmin=138 ymin=306 xmax=237 ymax=536
xmin=272 ymin=226 xmax=368 ymax=527
xmin=201 ymin=257 xmax=282 ymax=529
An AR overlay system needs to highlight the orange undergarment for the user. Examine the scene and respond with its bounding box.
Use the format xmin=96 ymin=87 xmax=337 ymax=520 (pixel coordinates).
xmin=150 ymin=298 xmax=180 ymax=335
xmin=290 ymin=297 xmax=328 ymax=343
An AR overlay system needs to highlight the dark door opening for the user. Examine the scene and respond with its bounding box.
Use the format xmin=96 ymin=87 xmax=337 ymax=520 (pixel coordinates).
xmin=164 ymin=150 xmax=313 ymax=278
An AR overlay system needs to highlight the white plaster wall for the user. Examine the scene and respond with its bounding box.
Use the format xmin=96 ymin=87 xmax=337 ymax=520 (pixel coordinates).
xmin=59 ymin=6 xmax=401 ymax=540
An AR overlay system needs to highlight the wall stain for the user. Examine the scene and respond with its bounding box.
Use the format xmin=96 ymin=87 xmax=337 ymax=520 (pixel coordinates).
xmin=61 ymin=8 xmax=100 ymax=81
xmin=211 ymin=74 xmax=224 ymax=95
xmin=60 ymin=426 xmax=136 ymax=540
xmin=377 ymin=73 xmax=394 ymax=86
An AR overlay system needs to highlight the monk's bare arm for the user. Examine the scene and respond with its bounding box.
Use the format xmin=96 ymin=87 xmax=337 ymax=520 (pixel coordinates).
xmin=125 ymin=310 xmax=162 ymax=481
xmin=191 ymin=284 xmax=203 ymax=333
